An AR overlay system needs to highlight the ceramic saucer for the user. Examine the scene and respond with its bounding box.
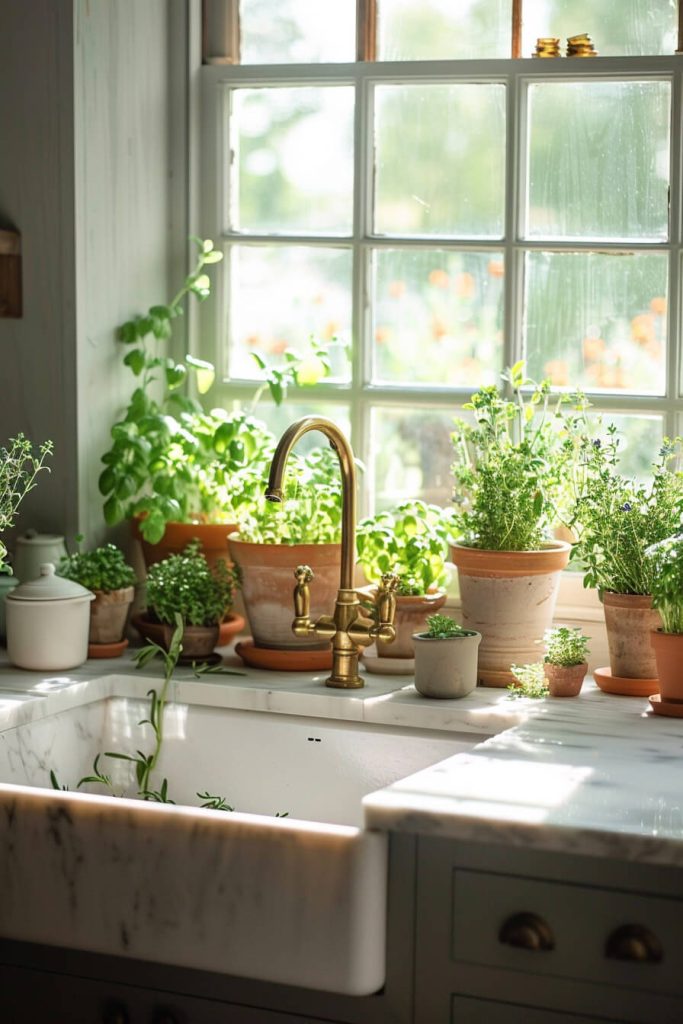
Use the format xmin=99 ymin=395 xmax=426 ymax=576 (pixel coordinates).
xmin=235 ymin=641 xmax=333 ymax=672
xmin=87 ymin=638 xmax=128 ymax=659
xmin=648 ymin=693 xmax=683 ymax=718
xmin=594 ymin=666 xmax=659 ymax=698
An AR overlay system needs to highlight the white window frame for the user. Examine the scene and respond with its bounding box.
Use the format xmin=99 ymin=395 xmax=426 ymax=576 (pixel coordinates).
xmin=197 ymin=53 xmax=683 ymax=517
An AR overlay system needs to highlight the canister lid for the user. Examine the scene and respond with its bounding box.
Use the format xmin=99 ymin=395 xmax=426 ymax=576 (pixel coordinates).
xmin=7 ymin=563 xmax=94 ymax=602
xmin=15 ymin=530 xmax=66 ymax=547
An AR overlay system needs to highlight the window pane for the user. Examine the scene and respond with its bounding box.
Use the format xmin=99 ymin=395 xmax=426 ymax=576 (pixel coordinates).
xmin=522 ymin=0 xmax=677 ymax=57
xmin=524 ymin=251 xmax=667 ymax=395
xmin=374 ymin=84 xmax=506 ymax=238
xmin=526 ymin=81 xmax=671 ymax=241
xmin=240 ymin=0 xmax=356 ymax=63
xmin=377 ymin=0 xmax=512 ymax=60
xmin=228 ymin=245 xmax=352 ymax=380
xmin=369 ymin=407 xmax=457 ymax=511
xmin=371 ymin=249 xmax=504 ymax=387
xmin=236 ymin=400 xmax=351 ymax=456
xmin=592 ymin=414 xmax=664 ymax=481
xmin=231 ymin=87 xmax=354 ymax=234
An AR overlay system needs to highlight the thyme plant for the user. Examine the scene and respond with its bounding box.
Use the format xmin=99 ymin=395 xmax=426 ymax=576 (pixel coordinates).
xmin=644 ymin=534 xmax=683 ymax=634
xmin=58 ymin=541 xmax=136 ymax=592
xmin=570 ymin=430 xmax=683 ymax=595
xmin=451 ymin=362 xmax=587 ymax=551
xmin=0 ymin=435 xmax=53 ymax=570
xmin=145 ymin=541 xmax=234 ymax=626
xmin=507 ymin=662 xmax=548 ymax=700
xmin=543 ymin=626 xmax=590 ymax=667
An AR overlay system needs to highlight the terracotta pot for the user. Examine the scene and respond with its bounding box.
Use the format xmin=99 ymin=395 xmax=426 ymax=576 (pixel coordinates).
xmin=89 ymin=586 xmax=134 ymax=644
xmin=543 ymin=661 xmax=587 ymax=698
xmin=228 ymin=535 xmax=341 ymax=651
xmin=376 ymin=590 xmax=447 ymax=659
xmin=602 ymin=592 xmax=662 ymax=680
xmin=451 ymin=541 xmax=571 ymax=687
xmin=131 ymin=517 xmax=237 ymax=571
xmin=413 ymin=630 xmax=481 ymax=699
xmin=131 ymin=612 xmax=220 ymax=660
xmin=650 ymin=630 xmax=683 ymax=702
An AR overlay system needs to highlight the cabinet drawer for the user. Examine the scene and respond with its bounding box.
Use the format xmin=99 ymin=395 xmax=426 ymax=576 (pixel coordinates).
xmin=452 ymin=869 xmax=683 ymax=996
xmin=451 ymin=994 xmax=619 ymax=1024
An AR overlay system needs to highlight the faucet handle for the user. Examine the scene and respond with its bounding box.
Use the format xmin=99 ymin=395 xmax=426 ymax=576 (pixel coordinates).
xmin=294 ymin=564 xmax=314 ymax=620
xmin=373 ymin=572 xmax=399 ymax=644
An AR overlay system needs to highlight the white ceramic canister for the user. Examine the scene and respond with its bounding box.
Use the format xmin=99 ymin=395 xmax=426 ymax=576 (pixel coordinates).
xmin=13 ymin=531 xmax=68 ymax=583
xmin=5 ymin=563 xmax=94 ymax=670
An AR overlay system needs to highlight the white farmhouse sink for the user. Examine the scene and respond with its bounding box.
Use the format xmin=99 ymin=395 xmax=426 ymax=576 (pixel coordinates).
xmin=0 ymin=680 xmax=482 ymax=995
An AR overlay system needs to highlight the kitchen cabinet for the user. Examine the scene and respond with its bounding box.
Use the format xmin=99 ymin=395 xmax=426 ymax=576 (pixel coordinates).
xmin=416 ymin=837 xmax=683 ymax=1024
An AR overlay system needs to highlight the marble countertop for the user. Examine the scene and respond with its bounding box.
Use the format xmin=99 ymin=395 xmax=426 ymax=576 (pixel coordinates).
xmin=1 ymin=648 xmax=680 ymax=866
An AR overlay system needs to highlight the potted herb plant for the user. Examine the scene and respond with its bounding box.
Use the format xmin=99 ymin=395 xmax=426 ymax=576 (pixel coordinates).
xmin=0 ymin=434 xmax=53 ymax=571
xmin=100 ymin=237 xmax=336 ymax=570
xmin=543 ymin=626 xmax=590 ymax=698
xmin=413 ymin=613 xmax=481 ymax=699
xmin=450 ymin=363 xmax=584 ymax=686
xmin=356 ymin=499 xmax=456 ymax=662
xmin=644 ymin=533 xmax=683 ymax=708
xmin=133 ymin=541 xmax=240 ymax=661
xmin=570 ymin=430 xmax=683 ymax=695
xmin=0 ymin=435 xmax=53 ymax=641
xmin=58 ymin=542 xmax=136 ymax=657
xmin=228 ymin=446 xmax=342 ymax=666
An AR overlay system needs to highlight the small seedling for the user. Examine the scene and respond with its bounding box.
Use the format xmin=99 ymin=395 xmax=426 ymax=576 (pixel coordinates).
xmin=423 ymin=613 xmax=469 ymax=639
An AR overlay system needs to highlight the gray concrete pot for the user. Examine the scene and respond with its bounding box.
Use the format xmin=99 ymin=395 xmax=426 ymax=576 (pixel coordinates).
xmin=412 ymin=630 xmax=481 ymax=699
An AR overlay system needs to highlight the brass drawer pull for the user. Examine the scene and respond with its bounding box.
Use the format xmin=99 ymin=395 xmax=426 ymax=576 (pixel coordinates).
xmin=499 ymin=912 xmax=555 ymax=951
xmin=605 ymin=924 xmax=663 ymax=964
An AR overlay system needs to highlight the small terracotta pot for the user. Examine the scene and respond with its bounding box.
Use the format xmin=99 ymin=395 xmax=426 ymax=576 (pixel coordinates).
xmin=228 ymin=535 xmax=341 ymax=650
xmin=89 ymin=586 xmax=134 ymax=644
xmin=131 ymin=612 xmax=220 ymax=660
xmin=375 ymin=589 xmax=447 ymax=660
xmin=650 ymin=630 xmax=683 ymax=702
xmin=413 ymin=630 xmax=481 ymax=699
xmin=543 ymin=661 xmax=587 ymax=698
xmin=451 ymin=542 xmax=570 ymax=687
xmin=602 ymin=592 xmax=662 ymax=680
xmin=132 ymin=517 xmax=238 ymax=571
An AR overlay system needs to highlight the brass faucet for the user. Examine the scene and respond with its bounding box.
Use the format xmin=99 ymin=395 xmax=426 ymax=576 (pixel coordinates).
xmin=265 ymin=416 xmax=398 ymax=688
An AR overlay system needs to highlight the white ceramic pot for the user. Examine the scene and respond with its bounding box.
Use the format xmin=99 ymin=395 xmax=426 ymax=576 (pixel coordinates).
xmin=5 ymin=563 xmax=94 ymax=670
xmin=12 ymin=531 xmax=67 ymax=583
xmin=412 ymin=630 xmax=481 ymax=699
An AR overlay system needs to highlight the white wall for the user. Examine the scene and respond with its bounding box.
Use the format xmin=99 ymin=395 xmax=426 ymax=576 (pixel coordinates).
xmin=0 ymin=0 xmax=177 ymax=553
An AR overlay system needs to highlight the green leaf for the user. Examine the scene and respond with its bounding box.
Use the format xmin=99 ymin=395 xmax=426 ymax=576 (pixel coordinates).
xmin=103 ymin=495 xmax=124 ymax=526
xmin=123 ymin=349 xmax=146 ymax=376
xmin=149 ymin=305 xmax=172 ymax=319
xmin=251 ymin=352 xmax=267 ymax=371
xmin=165 ymin=363 xmax=187 ymax=390
xmin=202 ymin=250 xmax=223 ymax=264
xmin=268 ymin=380 xmax=284 ymax=406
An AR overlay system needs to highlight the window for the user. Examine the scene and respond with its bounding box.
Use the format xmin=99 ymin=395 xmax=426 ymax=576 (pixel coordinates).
xmin=198 ymin=0 xmax=682 ymax=515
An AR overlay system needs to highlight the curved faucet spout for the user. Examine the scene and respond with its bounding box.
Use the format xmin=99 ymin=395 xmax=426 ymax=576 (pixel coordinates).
xmin=265 ymin=416 xmax=357 ymax=591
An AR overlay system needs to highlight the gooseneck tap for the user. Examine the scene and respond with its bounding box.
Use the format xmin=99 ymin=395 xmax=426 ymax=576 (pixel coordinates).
xmin=265 ymin=416 xmax=398 ymax=688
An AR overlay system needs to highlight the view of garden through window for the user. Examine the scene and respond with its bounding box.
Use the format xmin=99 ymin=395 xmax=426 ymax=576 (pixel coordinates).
xmin=200 ymin=0 xmax=681 ymax=512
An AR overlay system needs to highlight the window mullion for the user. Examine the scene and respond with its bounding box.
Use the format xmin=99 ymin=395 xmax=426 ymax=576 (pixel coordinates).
xmin=352 ymin=67 xmax=372 ymax=509
xmin=667 ymin=67 xmax=683 ymax=417
xmin=504 ymin=68 xmax=524 ymax=373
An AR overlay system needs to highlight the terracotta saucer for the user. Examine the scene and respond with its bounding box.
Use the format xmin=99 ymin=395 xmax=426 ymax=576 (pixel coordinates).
xmin=218 ymin=612 xmax=245 ymax=647
xmin=594 ymin=666 xmax=659 ymax=698
xmin=88 ymin=638 xmax=129 ymax=659
xmin=648 ymin=694 xmax=683 ymax=718
xmin=235 ymin=641 xmax=333 ymax=672
xmin=362 ymin=652 xmax=415 ymax=676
